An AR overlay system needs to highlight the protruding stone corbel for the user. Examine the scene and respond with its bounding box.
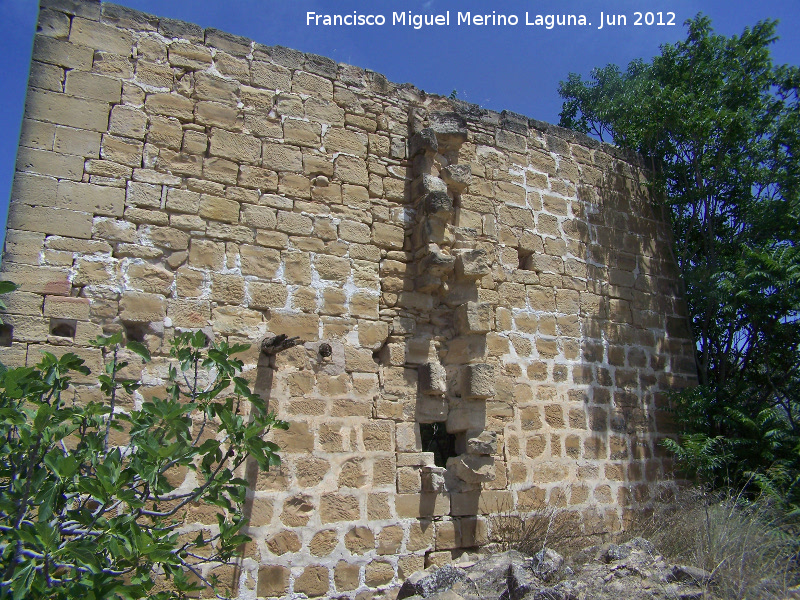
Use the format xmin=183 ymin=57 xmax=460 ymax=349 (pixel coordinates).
xmin=456 ymin=302 xmax=494 ymax=335
xmin=409 ymin=128 xmax=438 ymax=157
xmin=424 ymin=191 xmax=454 ymax=221
xmin=450 ymin=454 xmax=495 ymax=484
xmin=441 ymin=164 xmax=472 ymax=192
xmin=429 ymin=112 xmax=468 ymax=150
xmin=464 ymin=363 xmax=496 ymax=400
xmin=419 ymin=244 xmax=455 ymax=276
xmin=466 ymin=430 xmax=497 ymax=455
xmin=421 ymin=465 xmax=447 ymax=492
xmin=455 ymin=249 xmax=491 ymax=279
xmin=419 ymin=361 xmax=447 ymax=396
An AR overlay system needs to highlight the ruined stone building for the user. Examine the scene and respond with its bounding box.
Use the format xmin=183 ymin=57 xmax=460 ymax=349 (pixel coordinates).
xmin=0 ymin=0 xmax=697 ymax=597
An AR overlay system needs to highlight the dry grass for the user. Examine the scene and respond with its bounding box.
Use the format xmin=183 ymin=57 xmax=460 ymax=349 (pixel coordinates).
xmin=486 ymin=489 xmax=799 ymax=599
xmin=487 ymin=506 xmax=600 ymax=558
xmin=625 ymin=486 xmax=800 ymax=600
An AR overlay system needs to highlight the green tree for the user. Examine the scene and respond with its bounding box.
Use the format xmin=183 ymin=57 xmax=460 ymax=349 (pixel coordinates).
xmin=559 ymin=16 xmax=800 ymax=508
xmin=0 ymin=329 xmax=287 ymax=599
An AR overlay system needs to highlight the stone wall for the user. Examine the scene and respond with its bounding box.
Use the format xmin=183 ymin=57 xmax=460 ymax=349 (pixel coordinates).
xmin=0 ymin=0 xmax=697 ymax=597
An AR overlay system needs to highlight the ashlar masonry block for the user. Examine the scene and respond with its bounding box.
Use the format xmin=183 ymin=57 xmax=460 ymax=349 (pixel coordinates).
xmin=456 ymin=301 xmax=494 ymax=335
xmin=419 ymin=361 xmax=446 ymax=396
xmin=464 ymin=363 xmax=496 ymax=399
xmin=455 ymin=248 xmax=491 ymax=279
xmin=450 ymin=454 xmax=496 ymax=484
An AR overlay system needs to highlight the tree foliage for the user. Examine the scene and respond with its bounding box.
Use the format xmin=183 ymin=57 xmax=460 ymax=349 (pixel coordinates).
xmin=559 ymin=16 xmax=800 ymax=508
xmin=0 ymin=329 xmax=287 ymax=599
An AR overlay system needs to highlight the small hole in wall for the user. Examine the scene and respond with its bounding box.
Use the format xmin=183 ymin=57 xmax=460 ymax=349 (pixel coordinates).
xmin=0 ymin=324 xmax=13 ymax=347
xmin=518 ymin=248 xmax=535 ymax=271
xmin=420 ymin=422 xmax=458 ymax=468
xmin=123 ymin=321 xmax=149 ymax=344
xmin=50 ymin=318 xmax=77 ymax=339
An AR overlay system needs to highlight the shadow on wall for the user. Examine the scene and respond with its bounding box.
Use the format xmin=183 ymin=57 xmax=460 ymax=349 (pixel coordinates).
xmin=578 ymin=157 xmax=695 ymax=535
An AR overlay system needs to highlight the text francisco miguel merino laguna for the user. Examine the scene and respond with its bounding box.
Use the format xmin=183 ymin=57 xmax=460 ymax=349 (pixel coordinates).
xmin=306 ymin=10 xmax=677 ymax=30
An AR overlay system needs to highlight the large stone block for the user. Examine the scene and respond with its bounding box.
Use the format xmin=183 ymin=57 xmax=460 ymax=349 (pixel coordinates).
xmin=464 ymin=363 xmax=495 ymax=399
xmin=64 ymin=70 xmax=121 ymax=102
xmin=209 ymin=129 xmax=260 ymax=164
xmin=466 ymin=429 xmax=498 ymax=455
xmin=16 ymin=147 xmax=84 ymax=180
xmin=416 ymin=395 xmax=448 ymax=424
xmin=456 ymin=248 xmax=491 ymax=279
xmin=126 ymin=263 xmax=173 ymax=295
xmin=456 ymin=301 xmax=494 ymax=335
xmin=319 ymin=493 xmax=360 ymax=523
xmin=334 ymin=155 xmax=368 ymax=185
xmin=257 ymin=566 xmax=289 ymax=598
xmin=41 ymin=296 xmax=89 ymax=321
xmin=395 ymin=493 xmax=450 ymax=518
xmin=450 ymin=454 xmax=495 ymax=484
xmin=344 ymin=525 xmax=374 ymax=554
xmin=199 ymin=194 xmax=239 ymax=224
xmin=268 ymin=312 xmax=319 ymax=341
xmin=145 ymin=93 xmax=194 ymax=121
xmin=167 ymin=40 xmax=212 ymax=69
xmin=372 ymin=222 xmax=405 ymax=250
xmin=248 ymin=282 xmax=288 ymax=309
xmin=195 ymin=101 xmax=239 ymax=130
xmin=335 ymin=562 xmax=360 ymax=592
xmin=8 ymin=204 xmax=92 ymax=239
xmin=70 ymin=17 xmax=133 ymax=55
xmin=419 ymin=361 xmax=446 ymax=396
xmin=324 ymin=127 xmax=367 ymax=157
xmin=57 ymin=181 xmax=125 ymax=216
xmin=446 ymin=398 xmax=486 ymax=433
xmin=365 ymin=561 xmax=394 ymax=587
xmin=119 ymin=291 xmax=166 ymax=323
xmin=32 ymin=35 xmax=93 ymax=70
xmin=294 ymin=565 xmax=329 ymax=598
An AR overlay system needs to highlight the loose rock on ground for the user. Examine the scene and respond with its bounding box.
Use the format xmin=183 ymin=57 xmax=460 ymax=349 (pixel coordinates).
xmin=397 ymin=538 xmax=715 ymax=600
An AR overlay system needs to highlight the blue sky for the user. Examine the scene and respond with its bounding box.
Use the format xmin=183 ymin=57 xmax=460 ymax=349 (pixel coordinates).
xmin=0 ymin=0 xmax=798 ymax=244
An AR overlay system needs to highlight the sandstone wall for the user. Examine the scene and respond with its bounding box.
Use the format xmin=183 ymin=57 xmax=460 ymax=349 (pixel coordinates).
xmin=0 ymin=0 xmax=697 ymax=597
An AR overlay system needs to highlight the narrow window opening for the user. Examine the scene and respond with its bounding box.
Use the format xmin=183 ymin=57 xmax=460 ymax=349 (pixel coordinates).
xmin=123 ymin=321 xmax=148 ymax=344
xmin=420 ymin=422 xmax=458 ymax=468
xmin=49 ymin=318 xmax=76 ymax=339
xmin=0 ymin=324 xmax=13 ymax=347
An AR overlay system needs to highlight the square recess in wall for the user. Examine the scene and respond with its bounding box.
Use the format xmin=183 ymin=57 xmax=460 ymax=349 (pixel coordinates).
xmin=122 ymin=321 xmax=148 ymax=344
xmin=518 ymin=247 xmax=535 ymax=271
xmin=49 ymin=318 xmax=76 ymax=339
xmin=0 ymin=324 xmax=12 ymax=347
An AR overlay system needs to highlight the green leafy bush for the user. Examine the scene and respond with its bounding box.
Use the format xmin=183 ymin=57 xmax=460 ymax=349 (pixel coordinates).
xmin=0 ymin=330 xmax=286 ymax=599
